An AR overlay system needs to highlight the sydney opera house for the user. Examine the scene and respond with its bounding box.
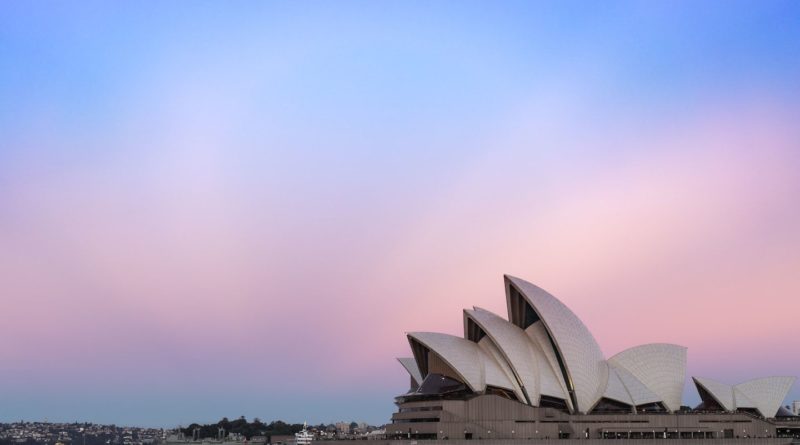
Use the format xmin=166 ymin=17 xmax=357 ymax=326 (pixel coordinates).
xmin=388 ymin=276 xmax=799 ymax=440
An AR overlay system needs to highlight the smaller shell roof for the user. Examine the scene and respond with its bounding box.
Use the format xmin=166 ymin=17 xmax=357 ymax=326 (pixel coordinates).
xmin=733 ymin=387 xmax=757 ymax=410
xmin=735 ymin=376 xmax=796 ymax=418
xmin=611 ymin=364 xmax=662 ymax=406
xmin=397 ymin=357 xmax=423 ymax=386
xmin=692 ymin=376 xmax=796 ymax=417
xmin=407 ymin=332 xmax=515 ymax=393
xmin=602 ymin=365 xmax=633 ymax=406
xmin=609 ymin=343 xmax=687 ymax=412
xmin=693 ymin=377 xmax=734 ymax=411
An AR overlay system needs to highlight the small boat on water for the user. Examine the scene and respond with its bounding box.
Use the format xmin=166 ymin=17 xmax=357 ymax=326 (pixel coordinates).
xmin=294 ymin=423 xmax=313 ymax=445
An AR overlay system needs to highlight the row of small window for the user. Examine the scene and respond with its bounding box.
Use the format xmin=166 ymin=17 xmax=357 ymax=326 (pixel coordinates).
xmin=602 ymin=431 xmax=717 ymax=439
xmin=698 ymin=420 xmax=752 ymax=423
xmin=390 ymin=418 xmax=440 ymax=424
xmin=399 ymin=406 xmax=443 ymax=413
xmin=570 ymin=420 xmax=649 ymax=424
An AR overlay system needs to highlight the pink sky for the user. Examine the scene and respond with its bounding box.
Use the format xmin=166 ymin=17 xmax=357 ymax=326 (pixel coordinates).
xmin=1 ymin=1 xmax=799 ymax=426
xmin=2 ymin=93 xmax=798 ymax=425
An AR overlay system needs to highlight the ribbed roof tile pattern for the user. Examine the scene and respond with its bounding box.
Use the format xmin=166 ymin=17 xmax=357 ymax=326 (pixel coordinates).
xmin=693 ymin=377 xmax=735 ymax=411
xmin=735 ymin=377 xmax=796 ymax=418
xmin=733 ymin=387 xmax=757 ymax=409
xmin=408 ymin=332 xmax=485 ymax=391
xmin=524 ymin=322 xmax=573 ymax=407
xmin=505 ymin=275 xmax=607 ymax=413
xmin=609 ymin=343 xmax=687 ymax=411
xmin=692 ymin=376 xmax=795 ymax=417
xmin=477 ymin=337 xmax=523 ymax=397
xmin=408 ymin=332 xmax=517 ymax=393
xmin=602 ymin=364 xmax=633 ymax=405
xmin=612 ymin=364 xmax=662 ymax=406
xmin=465 ymin=307 xmax=541 ymax=404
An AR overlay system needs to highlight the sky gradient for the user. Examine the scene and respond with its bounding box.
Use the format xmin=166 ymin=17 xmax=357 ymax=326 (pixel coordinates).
xmin=2 ymin=0 xmax=800 ymax=427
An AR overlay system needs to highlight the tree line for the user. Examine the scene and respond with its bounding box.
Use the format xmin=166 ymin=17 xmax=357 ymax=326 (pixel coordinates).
xmin=180 ymin=417 xmax=305 ymax=440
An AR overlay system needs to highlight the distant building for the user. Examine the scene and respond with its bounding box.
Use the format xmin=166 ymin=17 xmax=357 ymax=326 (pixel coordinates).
xmin=793 ymin=401 xmax=800 ymax=416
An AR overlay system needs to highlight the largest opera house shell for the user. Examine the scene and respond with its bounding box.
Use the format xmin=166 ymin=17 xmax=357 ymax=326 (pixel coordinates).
xmin=398 ymin=275 xmax=794 ymax=418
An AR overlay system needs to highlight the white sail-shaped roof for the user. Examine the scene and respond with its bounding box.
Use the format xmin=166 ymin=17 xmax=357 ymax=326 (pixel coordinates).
xmin=602 ymin=364 xmax=634 ymax=406
xmin=693 ymin=377 xmax=734 ymax=411
xmin=464 ymin=307 xmax=540 ymax=404
xmin=735 ymin=377 xmax=796 ymax=418
xmin=733 ymin=387 xmax=757 ymax=410
xmin=505 ymin=275 xmax=607 ymax=413
xmin=525 ymin=322 xmax=573 ymax=408
xmin=395 ymin=274 xmax=795 ymax=420
xmin=612 ymin=364 xmax=662 ymax=406
xmin=608 ymin=343 xmax=687 ymax=411
xmin=408 ymin=332 xmax=483 ymax=391
xmin=597 ymin=363 xmax=668 ymax=411
xmin=408 ymin=332 xmax=514 ymax=392
xmin=397 ymin=357 xmax=423 ymax=386
xmin=693 ymin=376 xmax=795 ymax=417
xmin=477 ymin=339 xmax=519 ymax=392
xmin=476 ymin=336 xmax=525 ymax=400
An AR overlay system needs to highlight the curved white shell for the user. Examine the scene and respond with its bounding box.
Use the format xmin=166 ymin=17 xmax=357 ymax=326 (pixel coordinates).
xmin=735 ymin=376 xmax=796 ymax=418
xmin=609 ymin=343 xmax=687 ymax=411
xmin=505 ymin=275 xmax=607 ymax=413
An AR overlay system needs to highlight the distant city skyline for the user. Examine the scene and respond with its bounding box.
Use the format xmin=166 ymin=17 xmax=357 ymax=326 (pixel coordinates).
xmin=1 ymin=0 xmax=800 ymax=427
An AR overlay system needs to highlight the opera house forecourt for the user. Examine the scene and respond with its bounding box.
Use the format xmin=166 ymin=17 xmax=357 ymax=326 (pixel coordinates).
xmin=387 ymin=275 xmax=800 ymax=442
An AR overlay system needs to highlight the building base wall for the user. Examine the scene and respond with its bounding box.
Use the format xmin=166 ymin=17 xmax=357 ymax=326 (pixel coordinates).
xmin=317 ymin=440 xmax=793 ymax=445
xmin=386 ymin=395 xmax=800 ymax=442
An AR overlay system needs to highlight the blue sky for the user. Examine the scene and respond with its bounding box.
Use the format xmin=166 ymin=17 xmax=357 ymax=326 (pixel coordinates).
xmin=1 ymin=0 xmax=800 ymax=427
